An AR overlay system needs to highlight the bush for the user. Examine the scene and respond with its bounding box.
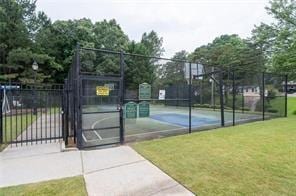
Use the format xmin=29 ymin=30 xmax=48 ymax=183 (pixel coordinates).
xmin=293 ymin=110 xmax=296 ymax=115
xmin=238 ymin=107 xmax=251 ymax=111
xmin=267 ymin=109 xmax=278 ymax=113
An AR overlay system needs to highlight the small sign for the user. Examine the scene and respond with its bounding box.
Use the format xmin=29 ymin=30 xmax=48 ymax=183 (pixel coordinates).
xmin=125 ymin=102 xmax=137 ymax=119
xmin=159 ymin=90 xmax=166 ymax=100
xmin=139 ymin=83 xmax=151 ymax=100
xmin=139 ymin=101 xmax=150 ymax=117
xmin=104 ymin=83 xmax=115 ymax=90
xmin=96 ymin=86 xmax=109 ymax=96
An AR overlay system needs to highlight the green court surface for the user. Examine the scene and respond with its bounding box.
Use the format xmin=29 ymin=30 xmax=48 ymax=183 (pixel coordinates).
xmin=81 ymin=104 xmax=262 ymax=146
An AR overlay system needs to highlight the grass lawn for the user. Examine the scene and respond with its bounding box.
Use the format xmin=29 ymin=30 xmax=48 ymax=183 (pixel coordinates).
xmin=0 ymin=114 xmax=37 ymax=151
xmin=0 ymin=107 xmax=61 ymax=151
xmin=133 ymin=98 xmax=296 ymax=195
xmin=0 ymin=176 xmax=87 ymax=196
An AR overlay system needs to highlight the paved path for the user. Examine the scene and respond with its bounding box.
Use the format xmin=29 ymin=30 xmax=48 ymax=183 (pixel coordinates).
xmin=0 ymin=143 xmax=194 ymax=196
xmin=16 ymin=114 xmax=62 ymax=143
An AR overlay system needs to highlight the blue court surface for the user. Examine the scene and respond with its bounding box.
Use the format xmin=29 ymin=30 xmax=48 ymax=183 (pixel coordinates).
xmin=150 ymin=113 xmax=220 ymax=127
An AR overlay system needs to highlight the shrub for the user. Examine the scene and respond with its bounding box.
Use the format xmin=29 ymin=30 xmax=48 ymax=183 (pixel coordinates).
xmin=267 ymin=109 xmax=278 ymax=113
xmin=293 ymin=110 xmax=296 ymax=115
xmin=238 ymin=107 xmax=251 ymax=111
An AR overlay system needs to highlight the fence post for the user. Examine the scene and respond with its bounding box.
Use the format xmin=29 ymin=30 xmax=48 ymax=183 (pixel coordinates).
xmin=219 ymin=70 xmax=225 ymax=126
xmin=0 ymin=85 xmax=3 ymax=144
xmin=242 ymin=85 xmax=244 ymax=113
xmin=262 ymin=72 xmax=265 ymax=121
xmin=285 ymin=74 xmax=288 ymax=117
xmin=119 ymin=50 xmax=125 ymax=144
xmin=75 ymin=43 xmax=82 ymax=149
xmin=63 ymin=79 xmax=68 ymax=145
xmin=189 ymin=62 xmax=192 ymax=133
xmin=232 ymin=70 xmax=235 ymax=126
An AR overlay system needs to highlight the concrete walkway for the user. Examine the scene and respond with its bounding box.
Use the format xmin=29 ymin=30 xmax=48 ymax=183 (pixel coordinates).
xmin=0 ymin=143 xmax=194 ymax=196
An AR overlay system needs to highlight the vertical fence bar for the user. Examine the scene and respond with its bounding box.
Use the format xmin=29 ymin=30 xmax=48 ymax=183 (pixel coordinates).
xmin=75 ymin=44 xmax=82 ymax=148
xmin=0 ymin=85 xmax=3 ymax=144
xmin=232 ymin=70 xmax=235 ymax=126
xmin=4 ymin=85 xmax=7 ymax=144
xmin=285 ymin=74 xmax=288 ymax=117
xmin=25 ymin=86 xmax=28 ymax=145
xmin=10 ymin=87 xmax=13 ymax=145
xmin=189 ymin=62 xmax=192 ymax=133
xmin=241 ymin=85 xmax=244 ymax=113
xmin=15 ymin=88 xmax=18 ymax=146
xmin=262 ymin=72 xmax=265 ymax=121
xmin=35 ymin=86 xmax=38 ymax=144
xmin=219 ymin=70 xmax=225 ymax=126
xmin=119 ymin=51 xmax=125 ymax=144
xmin=40 ymin=90 xmax=43 ymax=143
xmin=65 ymin=80 xmax=69 ymax=145
xmin=49 ymin=90 xmax=52 ymax=142
xmin=54 ymin=87 xmax=57 ymax=141
xmin=30 ymin=85 xmax=33 ymax=144
xmin=59 ymin=87 xmax=62 ymax=140
xmin=45 ymin=90 xmax=48 ymax=143
xmin=20 ymin=84 xmax=23 ymax=145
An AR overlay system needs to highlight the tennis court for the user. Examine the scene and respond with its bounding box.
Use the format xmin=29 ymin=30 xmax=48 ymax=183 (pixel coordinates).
xmin=61 ymin=47 xmax=287 ymax=149
xmin=81 ymin=104 xmax=262 ymax=146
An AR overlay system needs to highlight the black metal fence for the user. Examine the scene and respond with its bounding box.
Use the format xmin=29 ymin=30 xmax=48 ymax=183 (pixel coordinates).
xmin=62 ymin=45 xmax=288 ymax=149
xmin=0 ymin=83 xmax=63 ymax=146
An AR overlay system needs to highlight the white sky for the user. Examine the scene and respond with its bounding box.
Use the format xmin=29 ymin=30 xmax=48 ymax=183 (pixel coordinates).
xmin=36 ymin=0 xmax=274 ymax=57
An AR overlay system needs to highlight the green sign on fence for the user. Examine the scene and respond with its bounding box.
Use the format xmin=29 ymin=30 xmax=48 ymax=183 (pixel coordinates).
xmin=139 ymin=101 xmax=150 ymax=117
xmin=139 ymin=83 xmax=151 ymax=100
xmin=125 ymin=102 xmax=137 ymax=119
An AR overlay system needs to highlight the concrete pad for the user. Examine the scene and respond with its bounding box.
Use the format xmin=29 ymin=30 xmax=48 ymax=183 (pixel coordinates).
xmin=84 ymin=160 xmax=194 ymax=196
xmin=82 ymin=146 xmax=144 ymax=174
xmin=0 ymin=151 xmax=82 ymax=188
xmin=1 ymin=142 xmax=62 ymax=161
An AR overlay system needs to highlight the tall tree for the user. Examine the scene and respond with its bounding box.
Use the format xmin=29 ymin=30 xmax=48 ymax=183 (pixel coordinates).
xmin=0 ymin=0 xmax=60 ymax=82
xmin=252 ymin=0 xmax=296 ymax=79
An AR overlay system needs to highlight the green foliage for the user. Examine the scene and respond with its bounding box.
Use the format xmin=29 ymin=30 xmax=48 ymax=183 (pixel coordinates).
xmin=158 ymin=50 xmax=187 ymax=86
xmin=0 ymin=1 xmax=163 ymax=85
xmin=252 ymin=0 xmax=296 ymax=79
xmin=191 ymin=34 xmax=265 ymax=79
xmin=293 ymin=110 xmax=296 ymax=115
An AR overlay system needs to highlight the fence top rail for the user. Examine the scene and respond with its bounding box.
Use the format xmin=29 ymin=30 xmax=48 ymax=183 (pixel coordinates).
xmin=80 ymin=47 xmax=189 ymax=63
xmin=0 ymin=82 xmax=64 ymax=89
xmin=74 ymin=47 xmax=290 ymax=82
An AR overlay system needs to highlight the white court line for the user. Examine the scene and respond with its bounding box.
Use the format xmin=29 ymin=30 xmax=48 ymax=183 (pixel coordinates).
xmin=93 ymin=131 xmax=102 ymax=140
xmin=82 ymin=133 xmax=88 ymax=142
xmin=82 ymin=115 xmax=117 ymax=142
xmin=82 ymin=136 xmax=120 ymax=143
xmin=91 ymin=116 xmax=117 ymax=129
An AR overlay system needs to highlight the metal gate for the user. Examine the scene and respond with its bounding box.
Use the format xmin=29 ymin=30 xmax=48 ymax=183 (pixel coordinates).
xmin=0 ymin=83 xmax=63 ymax=147
xmin=79 ymin=76 xmax=123 ymax=148
xmin=63 ymin=46 xmax=125 ymax=149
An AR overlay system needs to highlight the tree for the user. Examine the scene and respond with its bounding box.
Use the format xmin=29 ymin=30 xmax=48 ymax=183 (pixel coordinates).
xmin=252 ymin=0 xmax=296 ymax=79
xmin=159 ymin=50 xmax=188 ymax=86
xmin=124 ymin=31 xmax=164 ymax=90
xmin=0 ymin=0 xmax=57 ymax=83
xmin=191 ymin=34 xmax=264 ymax=74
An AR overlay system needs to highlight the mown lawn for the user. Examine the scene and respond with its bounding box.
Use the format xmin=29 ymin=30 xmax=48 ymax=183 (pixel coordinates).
xmin=0 ymin=176 xmax=87 ymax=196
xmin=0 ymin=107 xmax=61 ymax=151
xmin=0 ymin=114 xmax=37 ymax=151
xmin=133 ymin=98 xmax=296 ymax=195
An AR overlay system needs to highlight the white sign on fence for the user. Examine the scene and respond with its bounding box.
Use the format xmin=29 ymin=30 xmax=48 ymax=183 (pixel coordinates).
xmin=159 ymin=90 xmax=166 ymax=100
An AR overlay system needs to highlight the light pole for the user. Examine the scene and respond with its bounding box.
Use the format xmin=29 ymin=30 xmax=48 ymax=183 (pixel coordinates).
xmin=32 ymin=60 xmax=38 ymax=115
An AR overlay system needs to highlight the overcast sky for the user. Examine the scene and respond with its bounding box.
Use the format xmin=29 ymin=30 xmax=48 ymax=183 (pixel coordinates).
xmin=36 ymin=0 xmax=274 ymax=57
